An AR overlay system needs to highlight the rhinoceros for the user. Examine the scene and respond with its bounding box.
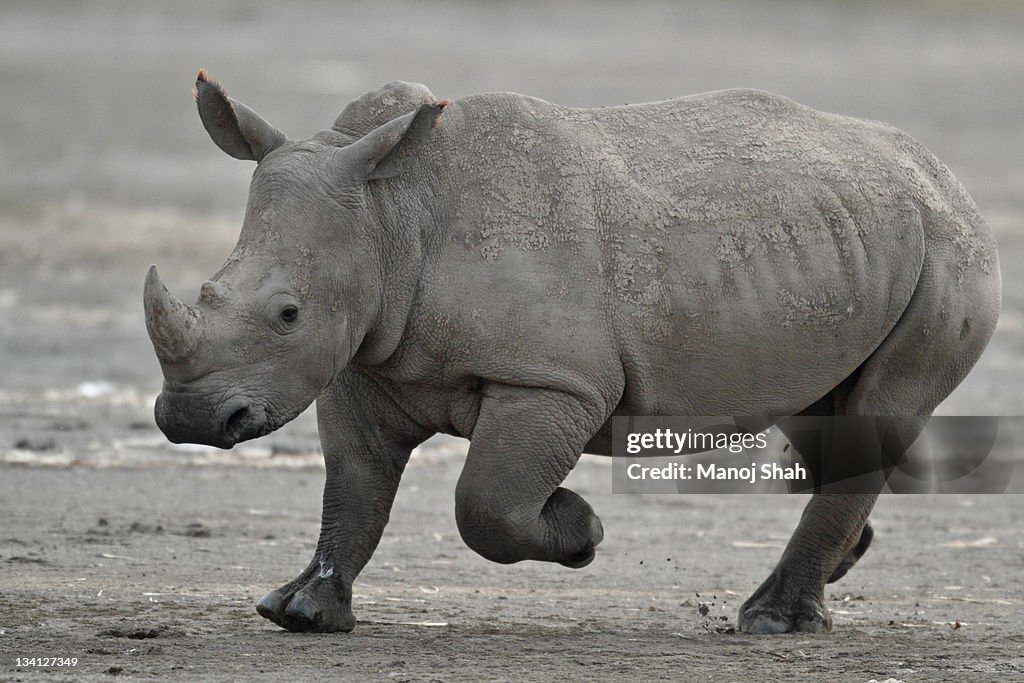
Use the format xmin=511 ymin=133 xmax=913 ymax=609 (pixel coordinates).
xmin=144 ymin=69 xmax=1000 ymax=634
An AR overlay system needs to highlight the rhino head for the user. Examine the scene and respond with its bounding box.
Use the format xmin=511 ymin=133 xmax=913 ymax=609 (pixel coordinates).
xmin=145 ymin=70 xmax=445 ymax=448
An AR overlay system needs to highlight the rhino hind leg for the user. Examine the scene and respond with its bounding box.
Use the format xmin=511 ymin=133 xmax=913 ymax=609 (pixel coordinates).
xmin=762 ymin=391 xmax=873 ymax=590
xmin=740 ymin=239 xmax=999 ymax=634
xmin=827 ymin=521 xmax=873 ymax=583
xmin=781 ymin=419 xmax=875 ymax=585
xmin=737 ymin=491 xmax=880 ymax=634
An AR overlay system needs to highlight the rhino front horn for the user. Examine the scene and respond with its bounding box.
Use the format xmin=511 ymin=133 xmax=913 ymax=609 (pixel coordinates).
xmin=144 ymin=265 xmax=202 ymax=364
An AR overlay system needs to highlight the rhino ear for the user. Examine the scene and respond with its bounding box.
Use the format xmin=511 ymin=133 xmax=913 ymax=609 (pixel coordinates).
xmin=346 ymin=100 xmax=448 ymax=181
xmin=193 ymin=69 xmax=287 ymax=162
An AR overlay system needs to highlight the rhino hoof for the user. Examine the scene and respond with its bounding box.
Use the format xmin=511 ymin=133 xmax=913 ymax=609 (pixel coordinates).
xmin=558 ymin=513 xmax=603 ymax=568
xmin=256 ymin=579 xmax=355 ymax=633
xmin=559 ymin=546 xmax=596 ymax=569
xmin=256 ymin=590 xmax=285 ymax=620
xmin=284 ymin=593 xmax=322 ymax=627
xmin=737 ymin=609 xmax=794 ymax=635
xmin=738 ymin=598 xmax=832 ymax=634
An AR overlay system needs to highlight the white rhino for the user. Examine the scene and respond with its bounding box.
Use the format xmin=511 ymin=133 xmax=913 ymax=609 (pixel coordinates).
xmin=144 ymin=70 xmax=1000 ymax=633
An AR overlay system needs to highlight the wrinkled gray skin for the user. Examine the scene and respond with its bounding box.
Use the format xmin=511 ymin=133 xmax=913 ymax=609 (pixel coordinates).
xmin=144 ymin=70 xmax=1000 ymax=634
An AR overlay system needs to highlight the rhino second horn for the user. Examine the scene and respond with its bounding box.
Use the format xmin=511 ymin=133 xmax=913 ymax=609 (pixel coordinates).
xmin=144 ymin=265 xmax=203 ymax=364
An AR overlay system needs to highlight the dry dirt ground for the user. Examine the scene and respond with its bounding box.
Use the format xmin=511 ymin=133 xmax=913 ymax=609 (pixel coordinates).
xmin=2 ymin=464 xmax=1023 ymax=682
xmin=2 ymin=1 xmax=1024 ymax=681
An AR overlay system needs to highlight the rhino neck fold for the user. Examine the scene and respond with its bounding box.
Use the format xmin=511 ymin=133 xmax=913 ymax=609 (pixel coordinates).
xmin=349 ymin=173 xmax=440 ymax=367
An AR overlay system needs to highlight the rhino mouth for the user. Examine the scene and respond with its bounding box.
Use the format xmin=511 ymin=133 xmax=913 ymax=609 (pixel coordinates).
xmin=155 ymin=391 xmax=270 ymax=449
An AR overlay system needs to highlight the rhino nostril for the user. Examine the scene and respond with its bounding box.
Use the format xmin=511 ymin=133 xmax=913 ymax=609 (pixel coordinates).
xmin=225 ymin=405 xmax=250 ymax=436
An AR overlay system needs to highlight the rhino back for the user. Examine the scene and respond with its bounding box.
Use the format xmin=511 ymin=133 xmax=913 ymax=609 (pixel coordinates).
xmin=376 ymin=89 xmax=989 ymax=421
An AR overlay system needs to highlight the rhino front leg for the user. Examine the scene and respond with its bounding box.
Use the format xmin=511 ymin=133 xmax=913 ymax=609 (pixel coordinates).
xmin=455 ymin=386 xmax=608 ymax=567
xmin=256 ymin=369 xmax=429 ymax=633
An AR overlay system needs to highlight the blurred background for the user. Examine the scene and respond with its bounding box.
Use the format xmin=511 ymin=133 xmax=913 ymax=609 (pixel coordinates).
xmin=1 ymin=0 xmax=1022 ymax=466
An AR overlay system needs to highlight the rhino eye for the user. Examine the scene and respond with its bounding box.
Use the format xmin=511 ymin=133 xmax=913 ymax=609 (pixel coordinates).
xmin=280 ymin=305 xmax=299 ymax=324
